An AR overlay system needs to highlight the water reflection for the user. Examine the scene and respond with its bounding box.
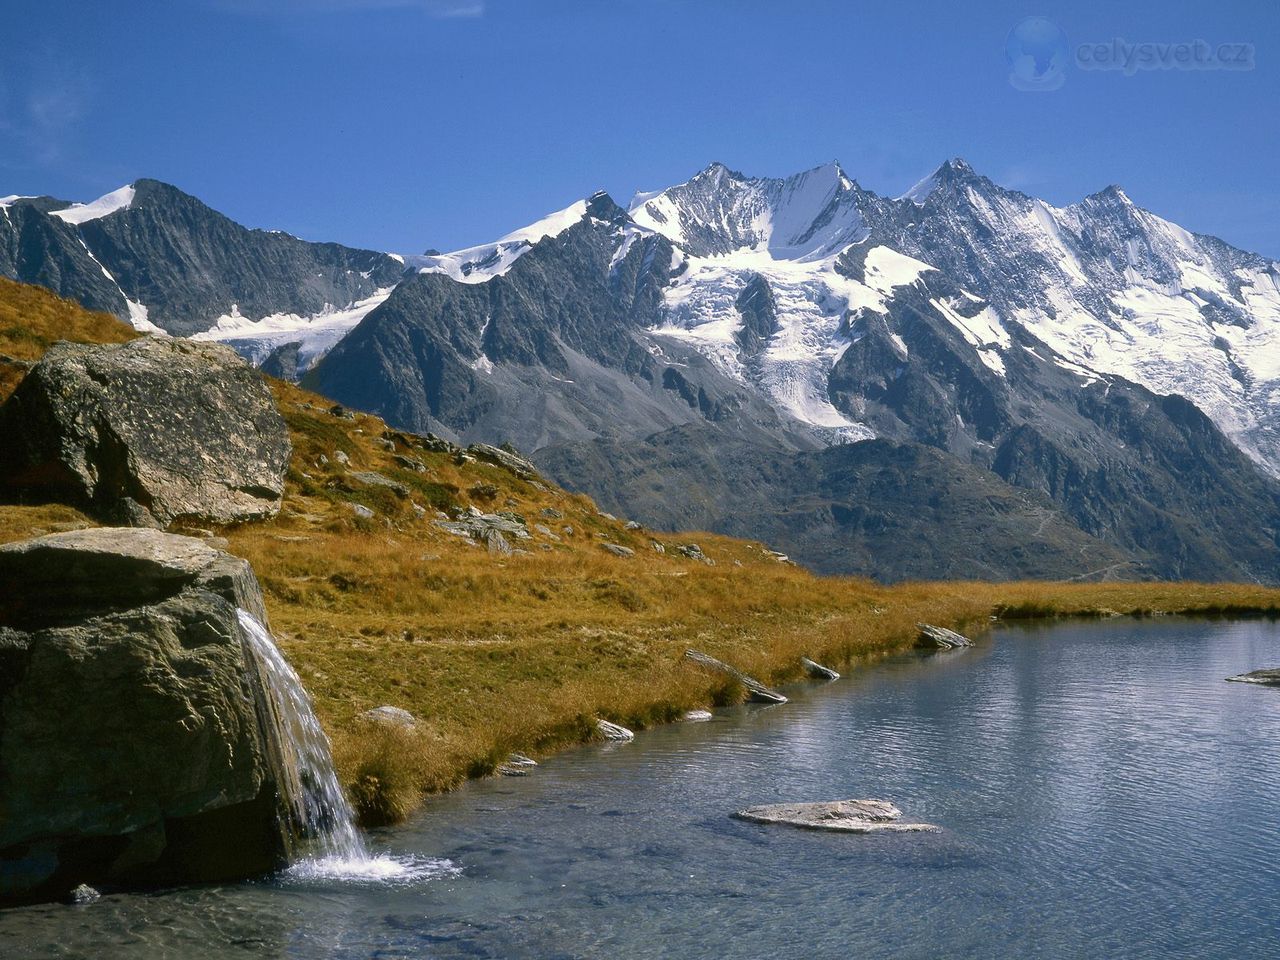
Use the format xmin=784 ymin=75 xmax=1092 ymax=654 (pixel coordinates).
xmin=2 ymin=618 xmax=1277 ymax=959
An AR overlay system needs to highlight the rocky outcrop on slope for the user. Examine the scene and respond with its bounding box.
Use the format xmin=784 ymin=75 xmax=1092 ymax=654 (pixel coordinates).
xmin=0 ymin=528 xmax=291 ymax=905
xmin=0 ymin=337 xmax=290 ymax=527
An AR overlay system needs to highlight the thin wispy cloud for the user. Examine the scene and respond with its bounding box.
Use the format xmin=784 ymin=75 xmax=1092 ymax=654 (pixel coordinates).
xmin=0 ymin=57 xmax=92 ymax=169
xmin=212 ymin=0 xmax=484 ymax=17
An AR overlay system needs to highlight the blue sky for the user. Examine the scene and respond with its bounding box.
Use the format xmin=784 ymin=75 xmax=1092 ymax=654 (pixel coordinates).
xmin=3 ymin=0 xmax=1277 ymax=257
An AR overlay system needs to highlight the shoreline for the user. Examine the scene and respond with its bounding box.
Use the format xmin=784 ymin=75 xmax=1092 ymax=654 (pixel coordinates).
xmin=312 ymin=586 xmax=1280 ymax=826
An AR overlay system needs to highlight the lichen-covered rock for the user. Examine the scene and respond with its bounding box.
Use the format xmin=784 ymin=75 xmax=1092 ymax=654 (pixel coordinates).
xmin=468 ymin=442 xmax=539 ymax=480
xmin=0 ymin=528 xmax=290 ymax=905
xmin=357 ymin=705 xmax=417 ymax=727
xmin=0 ymin=337 xmax=290 ymax=527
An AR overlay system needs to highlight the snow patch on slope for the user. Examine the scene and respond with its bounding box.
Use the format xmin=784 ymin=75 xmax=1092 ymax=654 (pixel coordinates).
xmin=653 ymin=244 xmax=930 ymax=438
xmin=193 ymin=287 xmax=394 ymax=373
xmin=419 ymin=199 xmax=589 ymax=284
xmin=50 ymin=185 xmax=136 ymax=225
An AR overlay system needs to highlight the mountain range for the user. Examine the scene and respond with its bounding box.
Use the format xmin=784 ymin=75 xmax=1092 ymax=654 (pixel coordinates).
xmin=4 ymin=160 xmax=1278 ymax=582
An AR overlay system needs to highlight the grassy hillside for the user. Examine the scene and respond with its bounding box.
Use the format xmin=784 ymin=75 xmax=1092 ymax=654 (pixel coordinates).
xmin=1 ymin=279 xmax=1278 ymax=825
xmin=0 ymin=277 xmax=138 ymax=398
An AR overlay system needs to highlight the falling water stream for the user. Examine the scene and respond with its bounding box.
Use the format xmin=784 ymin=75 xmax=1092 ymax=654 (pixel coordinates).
xmin=236 ymin=609 xmax=433 ymax=883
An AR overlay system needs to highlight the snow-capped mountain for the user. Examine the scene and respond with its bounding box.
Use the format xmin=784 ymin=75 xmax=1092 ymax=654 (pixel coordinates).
xmin=6 ymin=162 xmax=1279 ymax=582
xmin=0 ymin=180 xmax=405 ymax=341
xmin=626 ymin=159 xmax=1280 ymax=478
xmin=305 ymin=158 xmax=1280 ymax=581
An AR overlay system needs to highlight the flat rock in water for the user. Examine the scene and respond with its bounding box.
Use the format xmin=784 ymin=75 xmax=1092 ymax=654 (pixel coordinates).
xmin=916 ymin=623 xmax=973 ymax=650
xmin=681 ymin=709 xmax=714 ymax=722
xmin=801 ymin=657 xmax=840 ymax=680
xmin=684 ymin=649 xmax=788 ymax=704
xmin=1225 ymin=668 xmax=1280 ymax=685
xmin=734 ymin=799 xmax=939 ymax=834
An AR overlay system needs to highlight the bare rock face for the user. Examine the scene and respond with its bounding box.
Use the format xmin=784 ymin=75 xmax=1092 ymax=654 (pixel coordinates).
xmin=0 ymin=528 xmax=291 ymax=905
xmin=0 ymin=337 xmax=290 ymax=528
xmin=734 ymin=799 xmax=939 ymax=833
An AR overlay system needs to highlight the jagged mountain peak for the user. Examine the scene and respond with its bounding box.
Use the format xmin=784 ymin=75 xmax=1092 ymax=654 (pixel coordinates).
xmin=584 ymin=190 xmax=630 ymax=224
xmin=900 ymin=157 xmax=1007 ymax=205
xmin=629 ymin=159 xmax=871 ymax=259
xmin=1074 ymin=183 xmax=1138 ymax=213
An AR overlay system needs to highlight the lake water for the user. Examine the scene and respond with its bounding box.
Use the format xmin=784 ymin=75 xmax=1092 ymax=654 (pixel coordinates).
xmin=3 ymin=618 xmax=1279 ymax=959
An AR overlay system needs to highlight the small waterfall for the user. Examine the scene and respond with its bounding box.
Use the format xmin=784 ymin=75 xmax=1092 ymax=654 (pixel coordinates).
xmin=237 ymin=609 xmax=368 ymax=865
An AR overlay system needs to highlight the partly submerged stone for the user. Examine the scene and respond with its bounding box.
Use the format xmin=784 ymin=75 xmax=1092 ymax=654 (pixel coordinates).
xmin=1225 ymin=668 xmax=1280 ymax=685
xmin=684 ymin=649 xmax=788 ymax=704
xmin=801 ymin=657 xmax=840 ymax=680
xmin=681 ymin=709 xmax=714 ymax=722
xmin=916 ymin=623 xmax=973 ymax=650
xmin=0 ymin=337 xmax=290 ymax=528
xmin=596 ymin=719 xmax=635 ymax=742
xmin=734 ymin=799 xmax=939 ymax=834
xmin=0 ymin=528 xmax=291 ymax=905
xmin=497 ymin=753 xmax=539 ymax=776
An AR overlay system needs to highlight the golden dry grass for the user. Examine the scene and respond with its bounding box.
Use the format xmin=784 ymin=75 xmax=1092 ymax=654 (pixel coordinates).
xmin=1 ymin=281 xmax=1278 ymax=824
xmin=0 ymin=278 xmax=137 ymax=401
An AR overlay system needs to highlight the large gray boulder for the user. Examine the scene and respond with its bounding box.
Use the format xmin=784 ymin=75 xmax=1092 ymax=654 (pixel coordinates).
xmin=0 ymin=528 xmax=292 ymax=905
xmin=0 ymin=337 xmax=290 ymax=527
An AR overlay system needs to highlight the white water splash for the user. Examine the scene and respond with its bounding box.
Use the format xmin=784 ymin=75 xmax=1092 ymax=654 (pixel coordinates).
xmin=280 ymin=853 xmax=460 ymax=886
xmin=239 ymin=610 xmax=459 ymax=885
xmin=238 ymin=610 xmax=457 ymax=885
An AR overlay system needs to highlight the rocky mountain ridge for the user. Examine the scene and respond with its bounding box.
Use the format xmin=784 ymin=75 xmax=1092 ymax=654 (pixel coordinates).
xmin=1 ymin=180 xmax=404 ymax=337
xmin=7 ymin=161 xmax=1279 ymax=581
